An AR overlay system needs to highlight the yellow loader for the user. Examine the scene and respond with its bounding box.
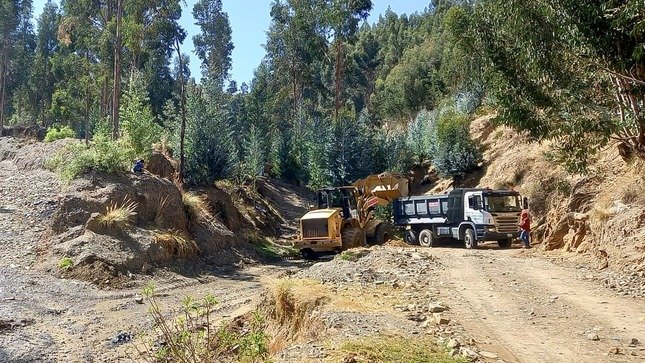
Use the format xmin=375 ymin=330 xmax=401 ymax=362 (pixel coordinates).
xmin=294 ymin=173 xmax=409 ymax=259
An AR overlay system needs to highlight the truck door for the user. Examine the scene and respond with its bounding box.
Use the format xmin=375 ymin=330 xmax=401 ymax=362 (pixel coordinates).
xmin=465 ymin=192 xmax=484 ymax=225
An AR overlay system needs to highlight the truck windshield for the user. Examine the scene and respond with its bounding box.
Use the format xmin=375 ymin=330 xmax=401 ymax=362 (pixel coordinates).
xmin=485 ymin=195 xmax=521 ymax=212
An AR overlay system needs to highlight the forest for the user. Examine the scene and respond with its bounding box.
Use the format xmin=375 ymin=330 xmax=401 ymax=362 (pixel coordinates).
xmin=0 ymin=0 xmax=643 ymax=187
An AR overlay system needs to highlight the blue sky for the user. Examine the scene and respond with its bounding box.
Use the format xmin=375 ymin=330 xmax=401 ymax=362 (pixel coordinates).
xmin=32 ymin=0 xmax=429 ymax=85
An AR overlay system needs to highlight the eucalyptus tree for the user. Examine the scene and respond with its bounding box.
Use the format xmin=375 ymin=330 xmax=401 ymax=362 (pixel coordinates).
xmin=468 ymin=0 xmax=645 ymax=171
xmin=0 ymin=0 xmax=34 ymax=134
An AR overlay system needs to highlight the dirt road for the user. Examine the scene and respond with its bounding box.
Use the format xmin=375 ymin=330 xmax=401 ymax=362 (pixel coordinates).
xmin=435 ymin=243 xmax=644 ymax=362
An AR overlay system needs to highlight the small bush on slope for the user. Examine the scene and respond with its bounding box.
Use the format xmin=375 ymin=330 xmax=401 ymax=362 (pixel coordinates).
xmin=44 ymin=125 xmax=75 ymax=143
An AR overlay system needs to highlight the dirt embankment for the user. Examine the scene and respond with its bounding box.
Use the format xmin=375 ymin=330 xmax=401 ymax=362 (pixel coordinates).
xmin=0 ymin=137 xmax=312 ymax=286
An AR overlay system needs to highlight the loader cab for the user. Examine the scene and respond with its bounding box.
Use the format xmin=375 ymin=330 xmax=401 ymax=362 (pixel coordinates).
xmin=317 ymin=187 xmax=358 ymax=220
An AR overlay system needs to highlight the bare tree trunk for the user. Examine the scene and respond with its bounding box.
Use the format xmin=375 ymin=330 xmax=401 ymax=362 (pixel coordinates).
xmin=0 ymin=47 xmax=5 ymax=137
xmin=112 ymin=0 xmax=122 ymax=140
xmin=0 ymin=63 xmax=7 ymax=136
xmin=85 ymin=54 xmax=91 ymax=146
xmin=334 ymin=40 xmax=343 ymax=120
xmin=175 ymin=38 xmax=187 ymax=181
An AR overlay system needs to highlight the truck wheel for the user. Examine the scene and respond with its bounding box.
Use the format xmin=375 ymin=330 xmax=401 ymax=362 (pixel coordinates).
xmin=342 ymin=228 xmax=366 ymax=249
xmin=497 ymin=239 xmax=512 ymax=249
xmin=464 ymin=229 xmax=477 ymax=249
xmin=374 ymin=223 xmax=392 ymax=245
xmin=300 ymin=248 xmax=317 ymax=260
xmin=419 ymin=229 xmax=436 ymax=247
xmin=404 ymin=230 xmax=418 ymax=245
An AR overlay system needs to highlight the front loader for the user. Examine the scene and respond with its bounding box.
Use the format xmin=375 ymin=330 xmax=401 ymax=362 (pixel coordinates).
xmin=294 ymin=173 xmax=409 ymax=259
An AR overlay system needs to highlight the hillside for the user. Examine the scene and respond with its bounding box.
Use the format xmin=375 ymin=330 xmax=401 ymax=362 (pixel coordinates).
xmin=468 ymin=115 xmax=645 ymax=289
xmin=1 ymin=121 xmax=644 ymax=362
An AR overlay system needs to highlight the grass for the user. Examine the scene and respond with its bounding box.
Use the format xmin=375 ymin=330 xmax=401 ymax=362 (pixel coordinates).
xmin=134 ymin=284 xmax=269 ymax=363
xmin=247 ymin=234 xmax=299 ymax=260
xmin=182 ymin=192 xmax=212 ymax=221
xmin=98 ymin=198 xmax=138 ymax=230
xmin=338 ymin=335 xmax=468 ymax=363
xmin=268 ymin=280 xmax=328 ymax=335
xmin=153 ymin=230 xmax=199 ymax=257
xmin=58 ymin=257 xmax=74 ymax=271
xmin=266 ymin=278 xmax=403 ymax=317
xmin=338 ymin=250 xmax=361 ymax=262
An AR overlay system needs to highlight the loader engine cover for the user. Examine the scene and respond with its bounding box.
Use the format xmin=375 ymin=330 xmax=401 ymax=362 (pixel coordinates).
xmin=294 ymin=209 xmax=343 ymax=251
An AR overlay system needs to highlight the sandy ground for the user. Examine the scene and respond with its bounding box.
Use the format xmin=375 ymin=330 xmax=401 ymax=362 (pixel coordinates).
xmin=437 ymin=243 xmax=644 ymax=362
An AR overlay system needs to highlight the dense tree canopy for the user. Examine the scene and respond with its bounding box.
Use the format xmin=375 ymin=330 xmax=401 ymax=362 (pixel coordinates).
xmin=3 ymin=0 xmax=642 ymax=185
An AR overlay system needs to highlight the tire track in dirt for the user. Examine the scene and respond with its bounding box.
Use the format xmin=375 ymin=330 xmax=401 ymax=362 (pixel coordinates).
xmin=437 ymin=245 xmax=644 ymax=363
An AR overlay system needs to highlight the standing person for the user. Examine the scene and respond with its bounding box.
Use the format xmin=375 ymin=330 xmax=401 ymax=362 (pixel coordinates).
xmin=520 ymin=197 xmax=531 ymax=248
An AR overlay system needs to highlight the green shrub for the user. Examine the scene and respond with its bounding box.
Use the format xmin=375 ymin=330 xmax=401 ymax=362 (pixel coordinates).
xmin=120 ymin=73 xmax=161 ymax=158
xmin=135 ymin=284 xmax=269 ymax=362
xmin=431 ymin=108 xmax=482 ymax=178
xmin=44 ymin=125 xmax=76 ymax=143
xmin=58 ymin=257 xmax=74 ymax=271
xmin=46 ymin=126 xmax=135 ymax=181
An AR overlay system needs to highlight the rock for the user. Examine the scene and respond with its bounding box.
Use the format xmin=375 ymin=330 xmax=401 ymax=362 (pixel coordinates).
xmin=111 ymin=331 xmax=133 ymax=345
xmin=434 ymin=313 xmax=450 ymax=325
xmin=480 ymin=351 xmax=499 ymax=359
xmin=608 ymin=347 xmax=620 ymax=355
xmin=447 ymin=338 xmax=460 ymax=349
xmin=406 ymin=314 xmax=426 ymax=322
xmin=587 ymin=333 xmax=600 ymax=341
xmin=629 ymin=338 xmax=640 ymax=347
xmin=134 ymin=295 xmax=144 ymax=304
xmin=428 ymin=303 xmax=448 ymax=313
xmin=460 ymin=348 xmax=479 ymax=359
xmin=374 ymin=280 xmax=385 ymax=285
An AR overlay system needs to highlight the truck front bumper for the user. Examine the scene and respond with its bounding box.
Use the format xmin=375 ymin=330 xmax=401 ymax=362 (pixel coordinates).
xmin=479 ymin=231 xmax=520 ymax=241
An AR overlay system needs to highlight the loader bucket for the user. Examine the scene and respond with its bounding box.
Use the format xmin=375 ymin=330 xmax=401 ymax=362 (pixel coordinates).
xmin=354 ymin=173 xmax=409 ymax=204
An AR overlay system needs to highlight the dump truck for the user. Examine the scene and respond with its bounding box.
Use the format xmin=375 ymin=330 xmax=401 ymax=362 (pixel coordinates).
xmin=393 ymin=188 xmax=524 ymax=249
xmin=294 ymin=173 xmax=409 ymax=259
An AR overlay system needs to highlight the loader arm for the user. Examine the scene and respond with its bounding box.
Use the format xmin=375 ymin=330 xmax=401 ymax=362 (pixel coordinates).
xmin=353 ymin=172 xmax=409 ymax=224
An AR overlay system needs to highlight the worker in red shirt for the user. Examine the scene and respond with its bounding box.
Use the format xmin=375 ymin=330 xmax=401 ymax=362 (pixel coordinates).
xmin=519 ymin=197 xmax=531 ymax=248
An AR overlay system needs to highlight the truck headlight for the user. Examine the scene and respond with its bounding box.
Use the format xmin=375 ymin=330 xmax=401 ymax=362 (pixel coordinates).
xmin=485 ymin=226 xmax=497 ymax=232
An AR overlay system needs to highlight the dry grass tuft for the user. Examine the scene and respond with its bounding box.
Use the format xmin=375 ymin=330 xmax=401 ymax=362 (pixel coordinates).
xmin=590 ymin=206 xmax=615 ymax=222
xmin=269 ymin=280 xmax=328 ymax=334
xmin=153 ymin=230 xmax=199 ymax=257
xmin=262 ymin=279 xmax=329 ymax=353
xmin=182 ymin=192 xmax=212 ymax=220
xmin=339 ymin=335 xmax=467 ymax=363
xmin=98 ymin=198 xmax=138 ymax=230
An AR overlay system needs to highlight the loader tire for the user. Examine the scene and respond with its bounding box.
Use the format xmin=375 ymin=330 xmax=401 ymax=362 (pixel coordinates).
xmin=373 ymin=223 xmax=392 ymax=245
xmin=300 ymin=248 xmax=318 ymax=260
xmin=342 ymin=228 xmax=366 ymax=250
